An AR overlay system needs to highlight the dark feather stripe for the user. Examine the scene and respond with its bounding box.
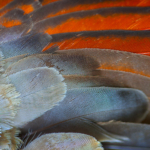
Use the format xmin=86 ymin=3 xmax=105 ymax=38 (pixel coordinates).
xmin=43 ymin=30 xmax=150 ymax=55
xmin=32 ymin=7 xmax=150 ymax=32
xmin=0 ymin=9 xmax=33 ymax=44
xmin=0 ymin=0 xmax=41 ymax=17
xmin=32 ymin=0 xmax=150 ymax=22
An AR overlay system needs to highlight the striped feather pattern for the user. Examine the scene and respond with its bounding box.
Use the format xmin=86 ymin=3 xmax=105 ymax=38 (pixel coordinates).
xmin=0 ymin=0 xmax=150 ymax=149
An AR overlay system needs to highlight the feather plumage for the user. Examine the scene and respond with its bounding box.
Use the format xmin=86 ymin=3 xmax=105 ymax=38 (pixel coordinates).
xmin=20 ymin=87 xmax=148 ymax=132
xmin=0 ymin=0 xmax=150 ymax=149
xmin=23 ymin=133 xmax=104 ymax=150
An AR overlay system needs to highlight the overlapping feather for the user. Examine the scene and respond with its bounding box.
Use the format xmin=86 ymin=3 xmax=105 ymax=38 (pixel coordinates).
xmin=0 ymin=0 xmax=150 ymax=150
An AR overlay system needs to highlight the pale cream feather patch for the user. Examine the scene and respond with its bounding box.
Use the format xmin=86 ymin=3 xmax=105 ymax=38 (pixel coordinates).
xmin=23 ymin=133 xmax=104 ymax=150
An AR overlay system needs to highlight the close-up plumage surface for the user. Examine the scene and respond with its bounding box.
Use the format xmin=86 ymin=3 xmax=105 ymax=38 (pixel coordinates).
xmin=0 ymin=0 xmax=150 ymax=149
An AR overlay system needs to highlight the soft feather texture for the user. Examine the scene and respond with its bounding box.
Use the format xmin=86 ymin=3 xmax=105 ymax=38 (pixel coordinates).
xmin=57 ymin=48 xmax=150 ymax=77
xmin=33 ymin=7 xmax=150 ymax=34
xmin=0 ymin=0 xmax=150 ymax=149
xmin=5 ymin=48 xmax=150 ymax=78
xmin=40 ymin=0 xmax=150 ymax=9
xmin=0 ymin=33 xmax=52 ymax=58
xmin=0 ymin=127 xmax=22 ymax=150
xmin=45 ymin=31 xmax=150 ymax=55
xmin=0 ymin=9 xmax=33 ymax=44
xmin=9 ymin=67 xmax=67 ymax=127
xmin=31 ymin=0 xmax=150 ymax=25
xmin=64 ymin=71 xmax=150 ymax=98
xmin=23 ymin=133 xmax=104 ymax=150
xmin=21 ymin=87 xmax=148 ymax=135
xmin=5 ymin=53 xmax=99 ymax=75
xmin=99 ymin=121 xmax=150 ymax=149
xmin=0 ymin=0 xmax=41 ymax=16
